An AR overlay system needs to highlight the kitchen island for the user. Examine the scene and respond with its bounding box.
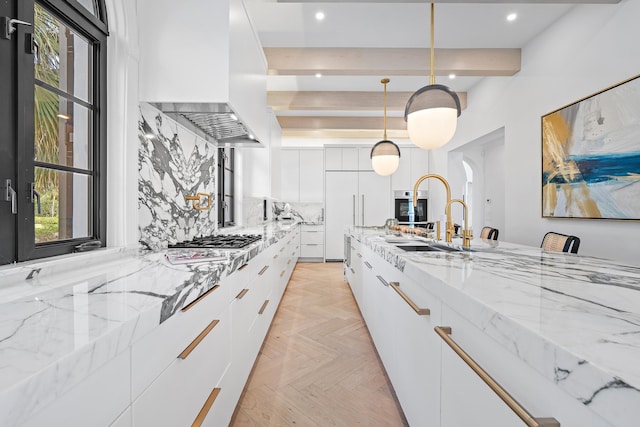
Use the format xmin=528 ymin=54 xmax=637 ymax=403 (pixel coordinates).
xmin=0 ymin=221 xmax=300 ymax=427
xmin=346 ymin=227 xmax=640 ymax=427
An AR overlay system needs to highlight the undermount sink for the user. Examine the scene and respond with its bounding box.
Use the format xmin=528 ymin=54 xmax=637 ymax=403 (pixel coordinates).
xmin=396 ymin=245 xmax=443 ymax=252
xmin=394 ymin=242 xmax=475 ymax=253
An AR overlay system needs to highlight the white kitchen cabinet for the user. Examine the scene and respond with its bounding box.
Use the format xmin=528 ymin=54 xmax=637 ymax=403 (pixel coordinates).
xmin=325 ymin=147 xmax=358 ymax=170
xmin=280 ymin=150 xmax=300 ymax=202
xmin=300 ymin=223 xmax=324 ymax=261
xmin=353 ymin=243 xmax=442 ymax=427
xmin=280 ymin=149 xmax=323 ymax=202
xmin=325 ymin=171 xmax=391 ymax=260
xmin=325 ymin=172 xmax=359 ymax=260
xmin=299 ymin=149 xmax=324 ymax=201
xmin=347 ymin=238 xmax=364 ymax=311
xmin=357 ymin=146 xmax=373 ymax=171
xmin=439 ymin=304 xmax=607 ymax=427
xmin=132 ymin=308 xmax=231 ymax=427
xmin=358 ymin=171 xmax=392 ymax=227
xmin=392 ymin=147 xmax=429 ymax=191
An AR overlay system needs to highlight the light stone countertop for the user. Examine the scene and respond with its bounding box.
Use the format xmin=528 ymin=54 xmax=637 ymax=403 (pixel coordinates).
xmin=348 ymin=227 xmax=640 ymax=427
xmin=0 ymin=221 xmax=299 ymax=426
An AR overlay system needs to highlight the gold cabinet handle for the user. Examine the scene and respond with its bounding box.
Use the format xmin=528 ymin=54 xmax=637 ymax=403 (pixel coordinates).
xmin=287 ymin=259 xmax=291 ymax=265
xmin=181 ymin=284 xmax=220 ymax=312
xmin=280 ymin=270 xmax=285 ymax=277
xmin=192 ymin=387 xmax=221 ymax=427
xmin=258 ymin=265 xmax=269 ymax=276
xmin=236 ymin=288 xmax=249 ymax=300
xmin=280 ymin=247 xmax=285 ymax=252
xmin=390 ymin=282 xmax=430 ymax=315
xmin=434 ymin=326 xmax=560 ymax=427
xmin=376 ymin=275 xmax=389 ymax=287
xmin=364 ymin=261 xmax=372 ymax=269
xmin=273 ymin=254 xmax=279 ymax=259
xmin=238 ymin=263 xmax=249 ymax=271
xmin=178 ymin=319 xmax=220 ymax=359
xmin=258 ymin=299 xmax=270 ymax=315
xmin=350 ymin=267 xmax=355 ymax=274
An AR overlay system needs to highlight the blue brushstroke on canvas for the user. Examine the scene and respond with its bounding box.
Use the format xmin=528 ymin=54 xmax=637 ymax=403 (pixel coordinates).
xmin=544 ymin=151 xmax=640 ymax=184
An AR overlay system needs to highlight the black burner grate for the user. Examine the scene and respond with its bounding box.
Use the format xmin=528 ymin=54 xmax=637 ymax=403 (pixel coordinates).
xmin=168 ymin=234 xmax=262 ymax=249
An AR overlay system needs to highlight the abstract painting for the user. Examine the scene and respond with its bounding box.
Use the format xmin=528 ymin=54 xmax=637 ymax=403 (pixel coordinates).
xmin=542 ymin=75 xmax=640 ymax=220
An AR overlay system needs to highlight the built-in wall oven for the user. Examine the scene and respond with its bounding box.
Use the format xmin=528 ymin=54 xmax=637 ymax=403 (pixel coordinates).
xmin=394 ymin=190 xmax=428 ymax=226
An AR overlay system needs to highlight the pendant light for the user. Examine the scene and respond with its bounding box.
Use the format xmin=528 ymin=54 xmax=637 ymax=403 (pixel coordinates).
xmin=371 ymin=78 xmax=401 ymax=176
xmin=405 ymin=1 xmax=461 ymax=150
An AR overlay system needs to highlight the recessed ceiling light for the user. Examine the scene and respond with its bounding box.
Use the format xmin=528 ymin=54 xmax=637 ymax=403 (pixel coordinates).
xmin=145 ymin=133 xmax=155 ymax=139
xmin=315 ymin=73 xmax=322 ymax=79
xmin=315 ymin=11 xmax=325 ymax=21
xmin=507 ymin=13 xmax=517 ymax=22
xmin=448 ymin=74 xmax=456 ymax=79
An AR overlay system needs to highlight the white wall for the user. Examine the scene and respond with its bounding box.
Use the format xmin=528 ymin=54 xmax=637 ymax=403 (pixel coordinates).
xmin=431 ymin=0 xmax=640 ymax=264
xmin=454 ymin=129 xmax=506 ymax=238
xmin=105 ymin=0 xmax=140 ymax=248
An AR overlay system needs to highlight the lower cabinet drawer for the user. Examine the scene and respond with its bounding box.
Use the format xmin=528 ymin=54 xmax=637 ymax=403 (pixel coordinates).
xmin=301 ymin=244 xmax=323 ymax=258
xmin=301 ymin=230 xmax=324 ymax=244
xmin=132 ymin=308 xmax=231 ymax=427
xmin=131 ymin=282 xmax=227 ymax=399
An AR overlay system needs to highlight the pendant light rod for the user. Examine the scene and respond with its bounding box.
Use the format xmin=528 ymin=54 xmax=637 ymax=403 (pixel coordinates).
xmin=430 ymin=1 xmax=435 ymax=85
xmin=381 ymin=77 xmax=389 ymax=140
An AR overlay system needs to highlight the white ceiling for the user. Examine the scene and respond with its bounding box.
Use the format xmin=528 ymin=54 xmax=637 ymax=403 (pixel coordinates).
xmin=244 ymin=0 xmax=620 ymax=138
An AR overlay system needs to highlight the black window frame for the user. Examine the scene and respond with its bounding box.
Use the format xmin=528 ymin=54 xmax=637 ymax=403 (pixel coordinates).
xmin=4 ymin=0 xmax=108 ymax=264
xmin=218 ymin=147 xmax=235 ymax=228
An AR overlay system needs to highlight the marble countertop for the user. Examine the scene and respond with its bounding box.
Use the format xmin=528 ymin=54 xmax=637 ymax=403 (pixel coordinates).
xmin=0 ymin=221 xmax=298 ymax=425
xmin=349 ymin=228 xmax=640 ymax=426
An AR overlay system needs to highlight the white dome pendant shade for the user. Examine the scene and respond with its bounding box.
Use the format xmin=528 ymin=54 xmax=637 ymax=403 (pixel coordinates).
xmin=371 ymin=78 xmax=401 ymax=176
xmin=371 ymin=140 xmax=401 ymax=176
xmin=405 ymin=2 xmax=461 ymax=150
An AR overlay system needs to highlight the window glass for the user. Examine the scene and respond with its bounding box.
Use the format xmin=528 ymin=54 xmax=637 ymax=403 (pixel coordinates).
xmin=75 ymin=0 xmax=97 ymax=16
xmin=35 ymin=169 xmax=91 ymax=243
xmin=35 ymin=4 xmax=92 ymax=103
xmin=35 ymin=86 xmax=92 ymax=170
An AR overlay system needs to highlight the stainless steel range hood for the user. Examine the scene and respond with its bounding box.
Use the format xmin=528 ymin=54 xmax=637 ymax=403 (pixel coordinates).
xmin=152 ymin=103 xmax=263 ymax=147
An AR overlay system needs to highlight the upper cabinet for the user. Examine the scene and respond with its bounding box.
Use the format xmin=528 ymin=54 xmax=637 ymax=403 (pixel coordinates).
xmin=391 ymin=147 xmax=429 ymax=191
xmin=280 ymin=149 xmax=324 ymax=202
xmin=325 ymin=147 xmax=359 ymax=171
xmin=137 ymin=0 xmax=268 ymax=145
xmin=357 ymin=147 xmax=373 ymax=171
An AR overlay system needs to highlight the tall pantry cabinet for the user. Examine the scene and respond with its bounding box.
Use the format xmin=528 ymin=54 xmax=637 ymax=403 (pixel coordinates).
xmin=325 ymin=147 xmax=391 ymax=261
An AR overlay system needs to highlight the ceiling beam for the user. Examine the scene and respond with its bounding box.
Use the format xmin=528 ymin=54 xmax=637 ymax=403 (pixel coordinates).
xmin=265 ymin=47 xmax=520 ymax=77
xmin=268 ymin=91 xmax=468 ymax=112
xmin=277 ymin=115 xmax=424 ymax=138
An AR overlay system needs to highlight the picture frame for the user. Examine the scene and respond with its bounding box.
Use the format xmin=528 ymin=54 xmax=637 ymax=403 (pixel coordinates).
xmin=541 ymin=74 xmax=640 ymax=220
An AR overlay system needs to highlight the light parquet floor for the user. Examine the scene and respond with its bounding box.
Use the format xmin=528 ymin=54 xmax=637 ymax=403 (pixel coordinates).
xmin=231 ymin=262 xmax=408 ymax=427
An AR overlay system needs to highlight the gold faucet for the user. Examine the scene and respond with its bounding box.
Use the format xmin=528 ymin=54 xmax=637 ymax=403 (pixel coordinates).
xmin=446 ymin=198 xmax=472 ymax=248
xmin=412 ymin=174 xmax=453 ymax=243
xmin=185 ymin=193 xmax=211 ymax=210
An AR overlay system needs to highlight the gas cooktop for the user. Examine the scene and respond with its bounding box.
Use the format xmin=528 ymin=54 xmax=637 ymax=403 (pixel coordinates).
xmin=168 ymin=234 xmax=262 ymax=249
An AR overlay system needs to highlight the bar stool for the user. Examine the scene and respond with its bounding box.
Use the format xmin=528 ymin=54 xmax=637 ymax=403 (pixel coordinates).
xmin=480 ymin=226 xmax=499 ymax=240
xmin=541 ymin=232 xmax=580 ymax=254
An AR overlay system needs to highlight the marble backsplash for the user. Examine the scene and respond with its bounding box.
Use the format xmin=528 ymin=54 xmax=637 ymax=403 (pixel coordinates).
xmin=242 ymin=197 xmax=276 ymax=227
xmin=273 ymin=202 xmax=324 ymax=223
xmin=138 ymin=103 xmax=218 ymax=249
